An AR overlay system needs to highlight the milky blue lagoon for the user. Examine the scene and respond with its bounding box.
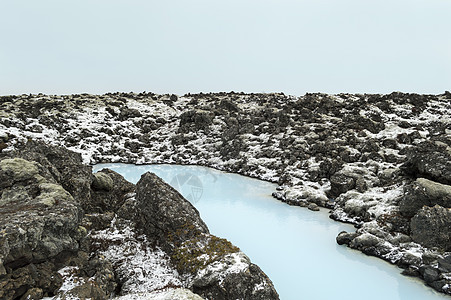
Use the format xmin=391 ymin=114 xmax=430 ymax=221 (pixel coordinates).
xmin=93 ymin=163 xmax=448 ymax=300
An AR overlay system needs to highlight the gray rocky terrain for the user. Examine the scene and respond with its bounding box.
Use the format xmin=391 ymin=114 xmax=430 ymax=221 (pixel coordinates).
xmin=0 ymin=91 xmax=450 ymax=296
xmin=0 ymin=141 xmax=278 ymax=299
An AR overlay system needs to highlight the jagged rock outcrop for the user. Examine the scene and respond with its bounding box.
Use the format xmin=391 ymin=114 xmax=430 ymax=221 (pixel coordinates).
xmin=119 ymin=172 xmax=209 ymax=250
xmin=329 ymin=172 xmax=356 ymax=197
xmin=90 ymin=169 xmax=135 ymax=213
xmin=178 ymin=110 xmax=214 ymax=133
xmin=1 ymin=91 xmax=450 ymax=296
xmin=8 ymin=140 xmax=93 ymax=209
xmin=191 ymin=252 xmax=279 ymax=300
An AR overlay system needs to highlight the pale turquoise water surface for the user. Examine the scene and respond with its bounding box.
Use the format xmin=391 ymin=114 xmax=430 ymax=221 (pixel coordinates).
xmin=93 ymin=163 xmax=448 ymax=300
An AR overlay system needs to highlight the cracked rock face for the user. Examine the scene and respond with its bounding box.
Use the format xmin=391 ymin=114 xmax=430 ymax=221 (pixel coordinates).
xmin=91 ymin=168 xmax=135 ymax=213
xmin=401 ymin=141 xmax=451 ymax=185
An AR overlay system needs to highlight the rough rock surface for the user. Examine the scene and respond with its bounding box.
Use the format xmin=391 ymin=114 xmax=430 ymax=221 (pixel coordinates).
xmin=0 ymin=151 xmax=87 ymax=299
xmin=410 ymin=205 xmax=451 ymax=252
xmin=6 ymin=140 xmax=93 ymax=210
xmin=0 ymin=141 xmax=278 ymax=299
xmin=120 ymin=172 xmax=209 ymax=250
xmin=401 ymin=141 xmax=451 ymax=184
xmin=91 ymin=168 xmax=135 ymax=213
xmin=399 ymin=178 xmax=451 ymax=218
xmin=1 ymin=91 xmax=450 ymax=295
xmin=178 ymin=110 xmax=214 ymax=133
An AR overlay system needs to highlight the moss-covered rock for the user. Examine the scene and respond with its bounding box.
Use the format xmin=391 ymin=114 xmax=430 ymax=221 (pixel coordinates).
xmin=0 ymin=147 xmax=84 ymax=300
xmin=36 ymin=183 xmax=74 ymax=207
xmin=128 ymin=172 xmax=209 ymax=251
xmin=0 ymin=158 xmax=40 ymax=184
xmin=172 ymin=233 xmax=239 ymax=274
xmin=90 ymin=169 xmax=134 ymax=213
xmin=92 ymin=172 xmax=114 ymax=191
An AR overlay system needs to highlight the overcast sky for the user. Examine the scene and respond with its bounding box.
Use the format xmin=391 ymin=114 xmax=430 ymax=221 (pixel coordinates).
xmin=1 ymin=0 xmax=450 ymax=96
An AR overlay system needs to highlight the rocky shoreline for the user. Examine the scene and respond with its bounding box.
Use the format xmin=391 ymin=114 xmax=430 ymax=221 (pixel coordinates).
xmin=1 ymin=91 xmax=451 ymax=296
xmin=0 ymin=141 xmax=278 ymax=299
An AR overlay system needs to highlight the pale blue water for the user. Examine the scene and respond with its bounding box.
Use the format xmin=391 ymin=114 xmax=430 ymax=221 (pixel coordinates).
xmin=93 ymin=163 xmax=449 ymax=300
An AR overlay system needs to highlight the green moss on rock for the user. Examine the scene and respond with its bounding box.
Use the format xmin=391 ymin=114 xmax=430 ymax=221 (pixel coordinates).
xmin=36 ymin=183 xmax=74 ymax=207
xmin=172 ymin=233 xmax=239 ymax=274
xmin=0 ymin=158 xmax=40 ymax=182
xmin=92 ymin=172 xmax=114 ymax=191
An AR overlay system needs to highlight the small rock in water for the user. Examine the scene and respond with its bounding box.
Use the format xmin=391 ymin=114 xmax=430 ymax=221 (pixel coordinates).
xmin=307 ymin=203 xmax=320 ymax=211
xmin=336 ymin=231 xmax=358 ymax=245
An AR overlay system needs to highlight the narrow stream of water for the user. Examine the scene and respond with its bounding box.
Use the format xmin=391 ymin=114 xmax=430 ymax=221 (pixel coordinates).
xmin=93 ymin=163 xmax=448 ymax=300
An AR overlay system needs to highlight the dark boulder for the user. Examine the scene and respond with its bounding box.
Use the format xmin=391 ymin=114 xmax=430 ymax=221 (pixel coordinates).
xmin=0 ymin=157 xmax=83 ymax=299
xmin=119 ymin=172 xmax=209 ymax=250
xmin=330 ymin=172 xmax=356 ymax=196
xmin=399 ymin=178 xmax=451 ymax=218
xmin=90 ymin=169 xmax=135 ymax=213
xmin=410 ymin=205 xmax=451 ymax=251
xmin=419 ymin=265 xmax=440 ymax=283
xmin=10 ymin=140 xmax=93 ymax=209
xmin=178 ymin=110 xmax=214 ymax=133
xmin=218 ymin=99 xmax=240 ymax=112
xmin=193 ymin=257 xmax=279 ymax=300
xmin=438 ymin=255 xmax=451 ymax=273
xmin=336 ymin=231 xmax=358 ymax=245
xmin=118 ymin=172 xmax=279 ymax=299
xmin=118 ymin=107 xmax=142 ymax=121
xmin=401 ymin=141 xmax=451 ymax=184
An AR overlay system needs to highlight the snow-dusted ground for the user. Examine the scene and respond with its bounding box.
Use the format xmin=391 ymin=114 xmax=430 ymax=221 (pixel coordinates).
xmin=42 ymin=215 xmax=187 ymax=299
xmin=90 ymin=218 xmax=183 ymax=296
xmin=1 ymin=92 xmax=449 ymax=222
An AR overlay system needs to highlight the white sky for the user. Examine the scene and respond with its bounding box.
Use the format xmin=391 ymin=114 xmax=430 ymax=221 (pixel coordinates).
xmin=1 ymin=0 xmax=450 ymax=96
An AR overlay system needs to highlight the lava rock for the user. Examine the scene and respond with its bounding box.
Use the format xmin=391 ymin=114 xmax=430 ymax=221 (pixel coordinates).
xmin=410 ymin=205 xmax=451 ymax=251
xmin=191 ymin=251 xmax=279 ymax=300
xmin=349 ymin=233 xmax=381 ymax=250
xmin=401 ymin=141 xmax=451 ymax=184
xmin=438 ymin=255 xmax=451 ymax=273
xmin=178 ymin=110 xmax=214 ymax=133
xmin=336 ymin=231 xmax=358 ymax=245
xmin=90 ymin=169 xmax=135 ymax=213
xmin=308 ymin=203 xmax=320 ymax=211
xmin=399 ymin=178 xmax=451 ymax=218
xmin=330 ymin=172 xmax=356 ymax=196
xmin=124 ymin=172 xmax=209 ymax=250
xmin=92 ymin=172 xmax=114 ymax=191
xmin=218 ymin=99 xmax=240 ymax=112
xmin=118 ymin=107 xmax=142 ymax=120
xmin=0 ymin=157 xmax=82 ymax=299
xmin=419 ymin=265 xmax=440 ymax=283
xmin=11 ymin=140 xmax=93 ymax=210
